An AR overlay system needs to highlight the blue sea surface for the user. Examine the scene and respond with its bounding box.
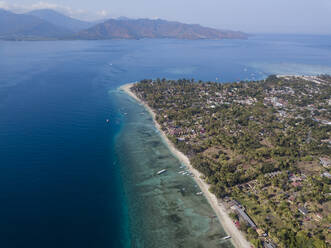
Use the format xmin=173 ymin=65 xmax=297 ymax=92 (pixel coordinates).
xmin=0 ymin=35 xmax=330 ymax=247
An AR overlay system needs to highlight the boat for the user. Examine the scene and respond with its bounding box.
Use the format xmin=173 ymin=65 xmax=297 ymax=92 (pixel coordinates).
xmin=157 ymin=169 xmax=167 ymax=175
xmin=222 ymin=236 xmax=231 ymax=240
xmin=196 ymin=192 xmax=203 ymax=195
xmin=106 ymin=119 xmax=110 ymax=123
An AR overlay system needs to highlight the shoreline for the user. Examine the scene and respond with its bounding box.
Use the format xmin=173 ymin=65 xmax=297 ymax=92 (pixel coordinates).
xmin=120 ymin=83 xmax=251 ymax=248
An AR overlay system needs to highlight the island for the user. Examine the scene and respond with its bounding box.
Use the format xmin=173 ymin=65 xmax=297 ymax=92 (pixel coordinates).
xmin=122 ymin=75 xmax=331 ymax=248
xmin=0 ymin=9 xmax=247 ymax=41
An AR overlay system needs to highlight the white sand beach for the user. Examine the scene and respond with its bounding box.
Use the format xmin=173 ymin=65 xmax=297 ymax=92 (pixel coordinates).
xmin=120 ymin=83 xmax=251 ymax=248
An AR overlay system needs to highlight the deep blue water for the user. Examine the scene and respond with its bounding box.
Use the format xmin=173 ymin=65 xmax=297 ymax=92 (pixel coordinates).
xmin=0 ymin=35 xmax=331 ymax=248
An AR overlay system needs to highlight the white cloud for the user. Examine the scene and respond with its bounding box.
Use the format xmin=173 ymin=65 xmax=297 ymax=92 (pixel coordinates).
xmin=249 ymin=62 xmax=331 ymax=76
xmin=0 ymin=1 xmax=9 ymax=9
xmin=0 ymin=1 xmax=25 ymax=12
xmin=31 ymin=1 xmax=59 ymax=10
xmin=97 ymin=10 xmax=108 ymax=17
xmin=0 ymin=1 xmax=110 ymax=21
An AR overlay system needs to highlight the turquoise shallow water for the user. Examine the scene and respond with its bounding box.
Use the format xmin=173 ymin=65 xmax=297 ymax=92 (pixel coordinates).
xmin=0 ymin=35 xmax=331 ymax=247
xmin=113 ymin=91 xmax=233 ymax=247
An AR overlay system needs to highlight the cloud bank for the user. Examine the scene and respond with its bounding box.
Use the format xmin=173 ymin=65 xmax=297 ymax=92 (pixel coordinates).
xmin=0 ymin=1 xmax=109 ymax=21
xmin=1 ymin=0 xmax=330 ymax=33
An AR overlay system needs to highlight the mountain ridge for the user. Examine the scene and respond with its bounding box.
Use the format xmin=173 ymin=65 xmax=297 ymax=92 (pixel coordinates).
xmin=0 ymin=9 xmax=247 ymax=40
xmin=27 ymin=9 xmax=93 ymax=32
xmin=76 ymin=18 xmax=247 ymax=40
xmin=0 ymin=9 xmax=72 ymax=40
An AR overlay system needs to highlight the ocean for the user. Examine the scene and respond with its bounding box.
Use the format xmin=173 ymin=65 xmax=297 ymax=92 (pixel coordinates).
xmin=0 ymin=34 xmax=330 ymax=248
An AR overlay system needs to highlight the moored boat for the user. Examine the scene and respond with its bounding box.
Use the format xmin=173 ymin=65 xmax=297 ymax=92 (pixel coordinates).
xmin=157 ymin=169 xmax=167 ymax=175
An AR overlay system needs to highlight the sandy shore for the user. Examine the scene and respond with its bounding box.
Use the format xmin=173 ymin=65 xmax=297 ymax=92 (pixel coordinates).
xmin=120 ymin=83 xmax=251 ymax=248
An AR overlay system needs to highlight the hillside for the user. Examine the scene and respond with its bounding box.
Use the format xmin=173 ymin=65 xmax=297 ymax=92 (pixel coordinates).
xmin=0 ymin=9 xmax=71 ymax=40
xmin=27 ymin=9 xmax=92 ymax=32
xmin=76 ymin=18 xmax=247 ymax=40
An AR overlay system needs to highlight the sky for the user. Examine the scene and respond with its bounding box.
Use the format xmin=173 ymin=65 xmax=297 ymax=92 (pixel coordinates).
xmin=1 ymin=0 xmax=331 ymax=34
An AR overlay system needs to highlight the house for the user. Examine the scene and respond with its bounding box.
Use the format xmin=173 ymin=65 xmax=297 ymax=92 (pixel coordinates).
xmin=321 ymin=139 xmax=331 ymax=145
xmin=257 ymin=228 xmax=267 ymax=237
xmin=322 ymin=172 xmax=331 ymax=179
xmin=265 ymin=171 xmax=282 ymax=178
xmin=320 ymin=158 xmax=331 ymax=168
xmin=289 ymin=175 xmax=302 ymax=182
xmin=313 ymin=213 xmax=323 ymax=222
xmin=264 ymin=242 xmax=276 ymax=248
xmin=169 ymin=128 xmax=184 ymax=136
xmin=292 ymin=181 xmax=301 ymax=187
xmin=298 ymin=207 xmax=308 ymax=216
xmin=288 ymin=195 xmax=296 ymax=204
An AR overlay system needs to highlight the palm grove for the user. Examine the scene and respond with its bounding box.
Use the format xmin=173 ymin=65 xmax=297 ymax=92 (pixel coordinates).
xmin=131 ymin=75 xmax=331 ymax=248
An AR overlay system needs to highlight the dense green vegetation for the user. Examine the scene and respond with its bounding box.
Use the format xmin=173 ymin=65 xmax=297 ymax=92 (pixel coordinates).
xmin=132 ymin=75 xmax=331 ymax=247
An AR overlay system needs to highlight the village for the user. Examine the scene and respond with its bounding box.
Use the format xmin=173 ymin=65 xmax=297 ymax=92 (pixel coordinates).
xmin=132 ymin=75 xmax=330 ymax=247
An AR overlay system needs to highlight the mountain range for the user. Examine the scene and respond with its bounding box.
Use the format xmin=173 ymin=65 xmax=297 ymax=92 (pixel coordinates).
xmin=0 ymin=9 xmax=71 ymax=40
xmin=76 ymin=18 xmax=246 ymax=40
xmin=27 ymin=9 xmax=93 ymax=32
xmin=0 ymin=9 xmax=247 ymax=40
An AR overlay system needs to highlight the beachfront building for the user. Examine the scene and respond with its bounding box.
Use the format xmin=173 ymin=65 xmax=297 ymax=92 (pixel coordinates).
xmin=298 ymin=207 xmax=308 ymax=216
xmin=319 ymin=158 xmax=331 ymax=168
xmin=231 ymin=205 xmax=257 ymax=229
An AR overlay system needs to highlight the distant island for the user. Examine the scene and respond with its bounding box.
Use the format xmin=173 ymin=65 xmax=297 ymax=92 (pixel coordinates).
xmin=123 ymin=75 xmax=331 ymax=248
xmin=0 ymin=9 xmax=247 ymax=41
xmin=76 ymin=18 xmax=246 ymax=40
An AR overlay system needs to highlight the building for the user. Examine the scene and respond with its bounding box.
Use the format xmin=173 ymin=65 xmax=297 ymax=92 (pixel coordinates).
xmin=322 ymin=172 xmax=331 ymax=179
xmin=257 ymin=228 xmax=267 ymax=237
xmin=319 ymin=158 xmax=331 ymax=168
xmin=313 ymin=213 xmax=323 ymax=222
xmin=231 ymin=205 xmax=257 ymax=228
xmin=288 ymin=195 xmax=296 ymax=204
xmin=264 ymin=242 xmax=276 ymax=248
xmin=298 ymin=207 xmax=308 ymax=216
xmin=289 ymin=175 xmax=302 ymax=182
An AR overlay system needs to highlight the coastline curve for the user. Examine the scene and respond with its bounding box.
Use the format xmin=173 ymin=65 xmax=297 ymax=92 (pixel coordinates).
xmin=120 ymin=83 xmax=251 ymax=248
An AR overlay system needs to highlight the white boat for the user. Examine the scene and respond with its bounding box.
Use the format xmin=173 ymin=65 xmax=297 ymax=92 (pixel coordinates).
xmin=196 ymin=192 xmax=203 ymax=195
xmin=222 ymin=236 xmax=231 ymax=240
xmin=157 ymin=169 xmax=167 ymax=175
